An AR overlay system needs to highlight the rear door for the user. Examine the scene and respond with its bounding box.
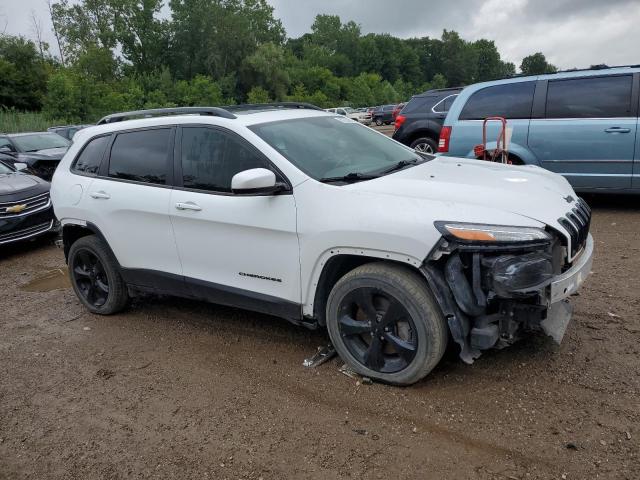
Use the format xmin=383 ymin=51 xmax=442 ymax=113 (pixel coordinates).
xmin=528 ymin=74 xmax=638 ymax=190
xmin=88 ymin=127 xmax=183 ymax=279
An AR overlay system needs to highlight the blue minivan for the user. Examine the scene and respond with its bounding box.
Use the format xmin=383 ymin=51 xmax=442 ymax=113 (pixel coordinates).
xmin=439 ymin=66 xmax=640 ymax=193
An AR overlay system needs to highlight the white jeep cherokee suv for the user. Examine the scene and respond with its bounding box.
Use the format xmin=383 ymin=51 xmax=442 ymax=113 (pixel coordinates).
xmin=51 ymin=103 xmax=593 ymax=385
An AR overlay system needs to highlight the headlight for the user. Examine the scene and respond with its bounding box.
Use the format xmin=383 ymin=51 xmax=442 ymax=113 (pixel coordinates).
xmin=435 ymin=222 xmax=551 ymax=243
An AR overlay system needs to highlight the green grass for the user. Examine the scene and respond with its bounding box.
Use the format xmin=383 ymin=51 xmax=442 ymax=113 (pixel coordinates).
xmin=0 ymin=110 xmax=66 ymax=133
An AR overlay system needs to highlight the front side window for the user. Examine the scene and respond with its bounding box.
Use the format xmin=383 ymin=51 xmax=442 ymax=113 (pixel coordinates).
xmin=108 ymin=129 xmax=171 ymax=185
xmin=180 ymin=127 xmax=271 ymax=193
xmin=460 ymin=81 xmax=535 ymax=120
xmin=11 ymin=133 xmax=70 ymax=152
xmin=546 ymin=75 xmax=633 ymax=118
xmin=250 ymin=116 xmax=421 ymax=180
xmin=72 ymin=135 xmax=110 ymax=175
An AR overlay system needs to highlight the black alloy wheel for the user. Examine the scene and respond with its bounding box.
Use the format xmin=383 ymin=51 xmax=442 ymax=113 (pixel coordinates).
xmin=337 ymin=287 xmax=418 ymax=373
xmin=72 ymin=248 xmax=110 ymax=307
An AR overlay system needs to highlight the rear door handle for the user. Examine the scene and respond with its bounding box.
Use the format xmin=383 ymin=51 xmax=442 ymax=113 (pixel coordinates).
xmin=604 ymin=127 xmax=631 ymax=133
xmin=175 ymin=201 xmax=202 ymax=211
xmin=89 ymin=191 xmax=110 ymax=199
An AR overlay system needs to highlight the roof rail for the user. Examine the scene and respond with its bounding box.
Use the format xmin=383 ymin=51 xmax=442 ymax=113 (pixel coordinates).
xmin=503 ymin=63 xmax=640 ymax=80
xmin=225 ymin=102 xmax=324 ymax=113
xmin=96 ymin=106 xmax=237 ymax=125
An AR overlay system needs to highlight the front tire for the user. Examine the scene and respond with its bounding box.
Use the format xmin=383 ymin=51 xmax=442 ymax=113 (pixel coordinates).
xmin=375 ymin=118 xmax=383 ymax=126
xmin=68 ymin=235 xmax=129 ymax=315
xmin=326 ymin=263 xmax=448 ymax=385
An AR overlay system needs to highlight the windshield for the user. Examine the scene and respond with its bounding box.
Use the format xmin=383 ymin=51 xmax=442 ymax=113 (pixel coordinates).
xmin=250 ymin=116 xmax=423 ymax=180
xmin=0 ymin=162 xmax=14 ymax=175
xmin=343 ymin=107 xmax=356 ymax=114
xmin=12 ymin=133 xmax=70 ymax=152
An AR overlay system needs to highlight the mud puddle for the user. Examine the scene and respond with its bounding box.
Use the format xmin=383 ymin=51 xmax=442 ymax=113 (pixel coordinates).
xmin=20 ymin=268 xmax=71 ymax=292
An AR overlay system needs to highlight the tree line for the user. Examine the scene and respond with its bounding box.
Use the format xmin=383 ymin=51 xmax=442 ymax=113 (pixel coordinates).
xmin=0 ymin=0 xmax=558 ymax=123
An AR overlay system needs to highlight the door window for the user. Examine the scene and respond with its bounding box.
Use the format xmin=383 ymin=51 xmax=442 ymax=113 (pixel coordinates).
xmin=72 ymin=135 xmax=110 ymax=175
xmin=545 ymin=75 xmax=633 ymax=118
xmin=460 ymin=81 xmax=535 ymax=120
xmin=180 ymin=127 xmax=272 ymax=193
xmin=108 ymin=129 xmax=171 ymax=185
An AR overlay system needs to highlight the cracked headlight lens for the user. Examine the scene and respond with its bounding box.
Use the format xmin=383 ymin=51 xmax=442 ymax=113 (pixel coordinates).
xmin=435 ymin=222 xmax=551 ymax=243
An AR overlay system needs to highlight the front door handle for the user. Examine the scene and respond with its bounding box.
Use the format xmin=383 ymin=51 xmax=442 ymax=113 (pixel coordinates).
xmin=89 ymin=191 xmax=110 ymax=199
xmin=604 ymin=127 xmax=631 ymax=134
xmin=175 ymin=201 xmax=202 ymax=211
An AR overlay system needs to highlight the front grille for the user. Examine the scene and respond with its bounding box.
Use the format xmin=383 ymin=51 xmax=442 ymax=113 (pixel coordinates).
xmin=558 ymin=197 xmax=591 ymax=258
xmin=0 ymin=192 xmax=51 ymax=217
xmin=0 ymin=220 xmax=54 ymax=244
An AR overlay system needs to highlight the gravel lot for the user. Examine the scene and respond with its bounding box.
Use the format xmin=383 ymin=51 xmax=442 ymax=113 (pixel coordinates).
xmin=1 ymin=194 xmax=639 ymax=480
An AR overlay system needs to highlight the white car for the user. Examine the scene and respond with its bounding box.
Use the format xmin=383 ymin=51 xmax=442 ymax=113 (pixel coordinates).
xmin=325 ymin=107 xmax=372 ymax=125
xmin=51 ymin=103 xmax=593 ymax=385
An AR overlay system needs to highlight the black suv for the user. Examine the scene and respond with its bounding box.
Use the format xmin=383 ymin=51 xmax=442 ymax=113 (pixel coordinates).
xmin=392 ymin=88 xmax=462 ymax=154
xmin=0 ymin=132 xmax=70 ymax=180
xmin=372 ymin=105 xmax=396 ymax=126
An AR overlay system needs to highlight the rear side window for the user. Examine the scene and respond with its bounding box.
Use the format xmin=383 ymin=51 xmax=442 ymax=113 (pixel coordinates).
xmin=72 ymin=135 xmax=109 ymax=175
xmin=108 ymin=129 xmax=171 ymax=185
xmin=433 ymin=94 xmax=459 ymax=113
xmin=545 ymin=75 xmax=633 ymax=118
xmin=460 ymin=82 xmax=535 ymax=120
xmin=180 ymin=127 xmax=271 ymax=193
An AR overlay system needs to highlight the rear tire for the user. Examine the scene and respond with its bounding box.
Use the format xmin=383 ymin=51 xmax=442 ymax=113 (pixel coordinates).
xmin=410 ymin=137 xmax=437 ymax=155
xmin=68 ymin=235 xmax=129 ymax=315
xmin=375 ymin=118 xmax=383 ymax=126
xmin=326 ymin=263 xmax=448 ymax=385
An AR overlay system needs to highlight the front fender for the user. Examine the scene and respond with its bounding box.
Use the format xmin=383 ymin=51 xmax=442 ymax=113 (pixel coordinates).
xmin=301 ymin=247 xmax=424 ymax=317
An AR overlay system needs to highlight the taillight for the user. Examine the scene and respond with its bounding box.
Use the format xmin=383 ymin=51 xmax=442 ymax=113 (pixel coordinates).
xmin=438 ymin=126 xmax=452 ymax=153
xmin=394 ymin=114 xmax=406 ymax=130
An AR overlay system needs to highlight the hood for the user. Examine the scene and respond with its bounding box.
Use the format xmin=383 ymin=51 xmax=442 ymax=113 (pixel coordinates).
xmin=349 ymin=156 xmax=576 ymax=229
xmin=18 ymin=147 xmax=67 ymax=163
xmin=0 ymin=172 xmax=50 ymax=198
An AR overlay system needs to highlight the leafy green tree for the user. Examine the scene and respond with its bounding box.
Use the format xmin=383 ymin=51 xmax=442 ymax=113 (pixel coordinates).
xmin=0 ymin=35 xmax=50 ymax=110
xmin=242 ymin=43 xmax=290 ymax=100
xmin=247 ymin=86 xmax=270 ymax=103
xmin=520 ymin=53 xmax=557 ymax=75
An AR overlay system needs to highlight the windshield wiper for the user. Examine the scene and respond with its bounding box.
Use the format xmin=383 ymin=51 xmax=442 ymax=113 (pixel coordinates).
xmin=377 ymin=158 xmax=422 ymax=175
xmin=319 ymin=172 xmax=380 ymax=184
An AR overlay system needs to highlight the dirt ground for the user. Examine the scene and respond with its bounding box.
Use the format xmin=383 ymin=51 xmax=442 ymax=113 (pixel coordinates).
xmin=1 ymin=195 xmax=639 ymax=480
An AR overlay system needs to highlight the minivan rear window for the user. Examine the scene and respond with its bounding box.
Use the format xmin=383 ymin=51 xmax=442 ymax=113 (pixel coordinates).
xmin=545 ymin=75 xmax=633 ymax=118
xmin=459 ymin=81 xmax=535 ymax=120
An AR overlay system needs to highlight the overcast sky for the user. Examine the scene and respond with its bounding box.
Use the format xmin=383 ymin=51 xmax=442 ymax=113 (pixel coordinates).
xmin=2 ymin=0 xmax=639 ymax=70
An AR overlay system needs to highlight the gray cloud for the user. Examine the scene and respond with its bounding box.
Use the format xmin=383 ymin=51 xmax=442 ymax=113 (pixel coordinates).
xmin=3 ymin=0 xmax=639 ymax=70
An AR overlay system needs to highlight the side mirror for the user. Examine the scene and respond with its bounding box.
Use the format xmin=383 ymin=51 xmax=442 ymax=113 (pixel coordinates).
xmin=13 ymin=162 xmax=28 ymax=172
xmin=231 ymin=168 xmax=285 ymax=195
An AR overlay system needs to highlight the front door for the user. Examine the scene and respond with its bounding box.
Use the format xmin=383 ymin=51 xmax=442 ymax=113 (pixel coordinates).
xmin=528 ymin=74 xmax=638 ymax=190
xmin=169 ymin=125 xmax=300 ymax=313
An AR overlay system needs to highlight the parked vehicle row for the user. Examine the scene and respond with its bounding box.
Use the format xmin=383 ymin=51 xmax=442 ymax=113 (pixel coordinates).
xmin=51 ymin=104 xmax=592 ymax=385
xmin=325 ymin=107 xmax=372 ymax=125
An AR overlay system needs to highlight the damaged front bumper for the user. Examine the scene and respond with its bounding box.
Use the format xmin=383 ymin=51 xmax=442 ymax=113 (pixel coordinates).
xmin=421 ymin=233 xmax=594 ymax=364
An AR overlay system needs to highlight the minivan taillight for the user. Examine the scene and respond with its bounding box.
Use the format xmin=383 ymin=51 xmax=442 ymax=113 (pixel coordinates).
xmin=394 ymin=114 xmax=406 ymax=131
xmin=438 ymin=126 xmax=452 ymax=153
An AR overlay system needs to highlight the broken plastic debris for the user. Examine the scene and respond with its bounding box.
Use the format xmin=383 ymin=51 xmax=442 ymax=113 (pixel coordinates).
xmin=302 ymin=343 xmax=336 ymax=368
xmin=338 ymin=363 xmax=359 ymax=380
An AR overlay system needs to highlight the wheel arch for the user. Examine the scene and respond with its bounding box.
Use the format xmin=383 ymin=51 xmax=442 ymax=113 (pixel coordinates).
xmin=305 ymin=248 xmax=424 ymax=325
xmin=62 ymin=221 xmax=120 ymax=266
xmin=465 ymin=141 xmax=538 ymax=165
